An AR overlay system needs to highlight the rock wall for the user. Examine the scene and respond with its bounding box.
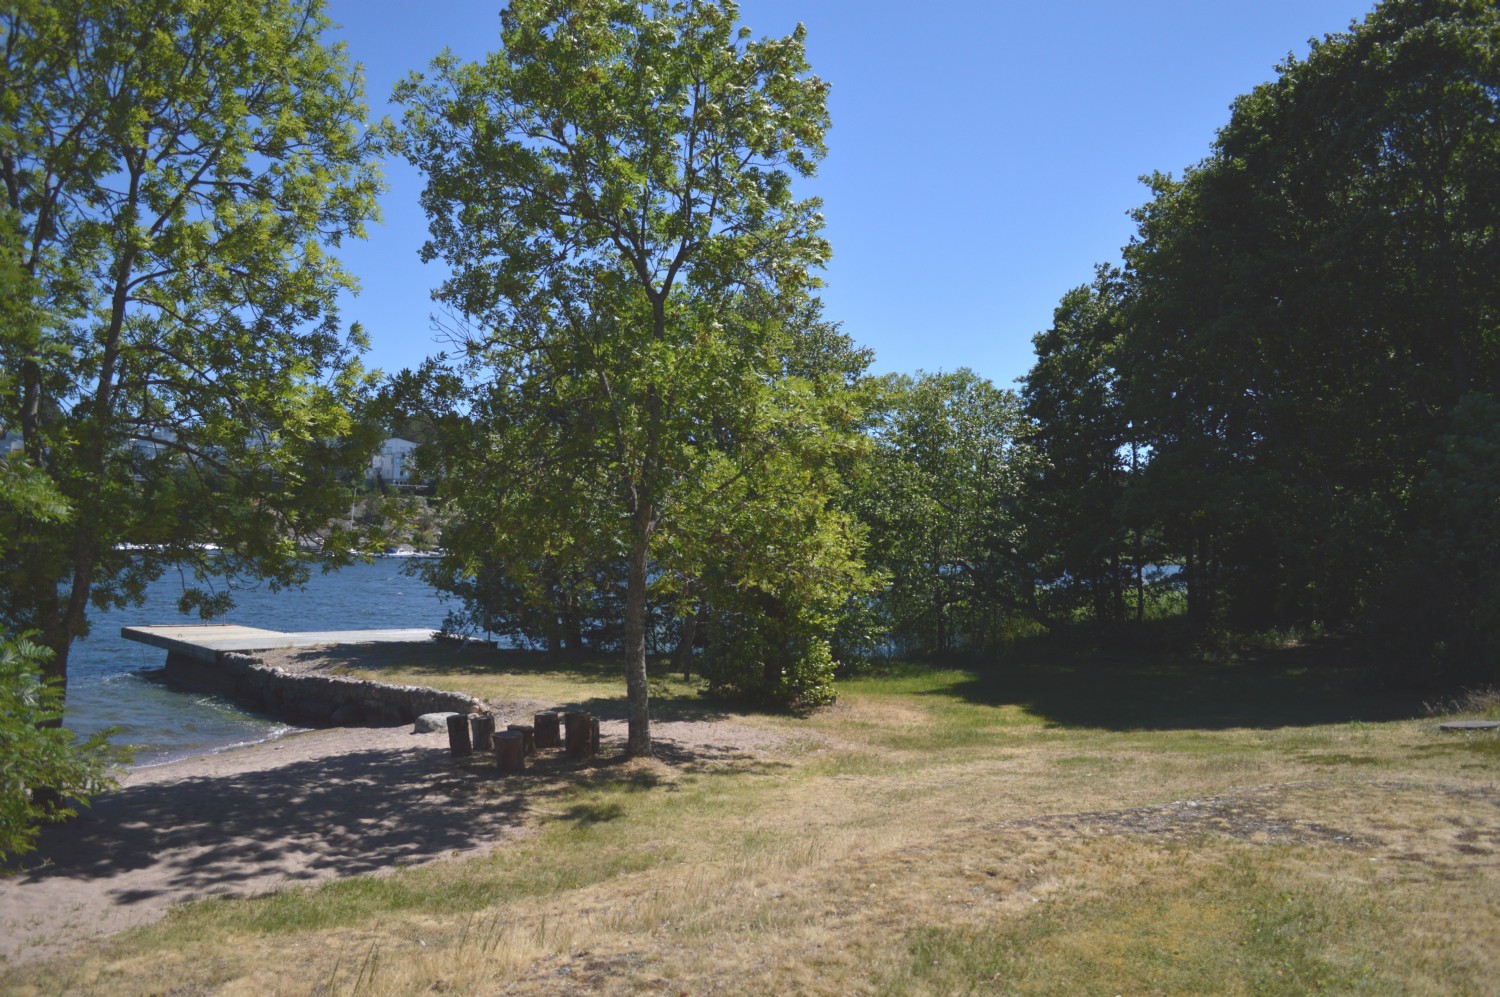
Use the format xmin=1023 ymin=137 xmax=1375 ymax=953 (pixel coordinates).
xmin=165 ymin=649 xmax=486 ymax=727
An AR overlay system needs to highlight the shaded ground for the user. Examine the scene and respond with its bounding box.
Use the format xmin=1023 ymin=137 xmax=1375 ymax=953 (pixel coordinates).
xmin=921 ymin=638 xmax=1421 ymax=730
xmin=0 ymin=643 xmax=785 ymax=966
xmin=0 ymin=728 xmax=496 ymax=963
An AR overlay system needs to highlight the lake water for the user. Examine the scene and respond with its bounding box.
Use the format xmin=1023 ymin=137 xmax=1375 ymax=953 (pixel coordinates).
xmin=63 ymin=558 xmax=452 ymax=766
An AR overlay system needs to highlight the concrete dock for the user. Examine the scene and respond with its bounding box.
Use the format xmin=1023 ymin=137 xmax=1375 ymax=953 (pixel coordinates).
xmin=122 ymin=624 xmax=439 ymax=663
xmin=119 ymin=624 xmax=474 ymax=726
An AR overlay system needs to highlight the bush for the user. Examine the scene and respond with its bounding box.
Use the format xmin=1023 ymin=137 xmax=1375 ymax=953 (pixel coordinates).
xmin=700 ymin=610 xmax=838 ymax=710
xmin=0 ymin=634 xmax=118 ymax=862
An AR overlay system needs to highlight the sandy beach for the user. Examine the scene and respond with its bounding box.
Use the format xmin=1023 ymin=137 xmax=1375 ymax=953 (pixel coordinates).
xmin=0 ymin=723 xmax=520 ymax=965
xmin=0 ymin=644 xmax=783 ymax=968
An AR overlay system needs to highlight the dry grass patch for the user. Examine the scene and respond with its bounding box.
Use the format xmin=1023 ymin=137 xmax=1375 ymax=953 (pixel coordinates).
xmin=8 ymin=650 xmax=1500 ymax=994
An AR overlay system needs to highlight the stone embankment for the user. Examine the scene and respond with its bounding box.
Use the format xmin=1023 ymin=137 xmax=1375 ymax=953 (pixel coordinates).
xmin=166 ymin=649 xmax=485 ymax=727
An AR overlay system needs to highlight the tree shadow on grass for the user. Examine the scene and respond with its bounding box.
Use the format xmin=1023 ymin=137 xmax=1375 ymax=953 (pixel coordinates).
xmin=3 ymin=731 xmax=776 ymax=916
xmin=7 ymin=744 xmax=529 ymax=906
xmin=916 ymin=640 xmax=1421 ymax=731
xmin=536 ymin=692 xmax=736 ymax=724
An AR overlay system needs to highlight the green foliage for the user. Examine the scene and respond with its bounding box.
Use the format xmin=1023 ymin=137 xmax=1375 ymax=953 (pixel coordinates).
xmin=0 ymin=633 xmax=117 ymax=862
xmin=1375 ymin=395 xmax=1500 ymax=678
xmin=0 ymin=0 xmax=386 ymax=682
xmin=851 ymin=369 xmax=1034 ymax=656
xmin=1021 ymin=269 xmax=1160 ymax=628
xmin=700 ymin=619 xmax=837 ymax=709
xmin=1029 ymin=0 xmax=1500 ymax=651
xmin=395 ymin=1 xmax=861 ymax=734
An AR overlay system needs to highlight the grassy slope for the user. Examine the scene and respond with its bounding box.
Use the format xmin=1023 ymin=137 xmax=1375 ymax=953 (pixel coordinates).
xmin=11 ymin=645 xmax=1499 ymax=995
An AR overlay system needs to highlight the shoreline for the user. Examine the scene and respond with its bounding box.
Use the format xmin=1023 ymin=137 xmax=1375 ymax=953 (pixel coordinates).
xmin=59 ymin=559 xmax=452 ymax=766
xmin=123 ymin=719 xmax=311 ymax=771
xmin=3 ymin=641 xmax=499 ymax=964
xmin=100 ymin=635 xmax=484 ymax=770
xmin=0 ymin=723 xmax=515 ymax=965
xmin=4 ymin=642 xmax=782 ymax=967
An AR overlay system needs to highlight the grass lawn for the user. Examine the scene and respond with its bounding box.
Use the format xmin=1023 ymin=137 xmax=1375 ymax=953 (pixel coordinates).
xmin=11 ymin=643 xmax=1499 ymax=995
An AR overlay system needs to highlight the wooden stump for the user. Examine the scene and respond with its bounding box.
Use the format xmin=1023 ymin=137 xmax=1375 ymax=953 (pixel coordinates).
xmin=495 ymin=730 xmax=526 ymax=773
xmin=534 ymin=711 xmax=561 ymax=749
xmin=564 ymin=712 xmax=593 ymax=759
xmin=446 ymin=713 xmax=473 ymax=757
xmin=507 ymin=723 xmax=536 ymax=756
xmin=590 ymin=715 xmax=601 ymax=755
xmin=469 ymin=713 xmax=496 ymax=753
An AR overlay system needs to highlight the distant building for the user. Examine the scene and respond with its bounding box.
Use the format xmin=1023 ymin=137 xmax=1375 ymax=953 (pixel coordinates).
xmin=1 ymin=432 xmax=22 ymax=457
xmin=128 ymin=427 xmax=177 ymax=460
xmin=369 ymin=437 xmax=419 ymax=485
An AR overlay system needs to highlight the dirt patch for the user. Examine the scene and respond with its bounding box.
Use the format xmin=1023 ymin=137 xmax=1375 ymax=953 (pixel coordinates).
xmin=1003 ymin=789 xmax=1370 ymax=848
xmin=0 ymin=644 xmax=785 ymax=966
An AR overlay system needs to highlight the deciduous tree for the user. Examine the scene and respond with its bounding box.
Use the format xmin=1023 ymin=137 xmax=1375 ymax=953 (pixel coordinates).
xmin=854 ymin=370 xmax=1033 ymax=655
xmin=0 ymin=0 xmax=386 ymax=687
xmin=1113 ymin=0 xmax=1499 ymax=642
xmin=395 ymin=0 xmax=856 ymax=750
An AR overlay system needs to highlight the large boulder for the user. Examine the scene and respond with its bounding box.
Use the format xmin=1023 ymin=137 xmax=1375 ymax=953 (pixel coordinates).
xmin=414 ymin=711 xmax=459 ymax=734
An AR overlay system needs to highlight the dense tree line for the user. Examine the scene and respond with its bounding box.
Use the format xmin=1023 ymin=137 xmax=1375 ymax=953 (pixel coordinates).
xmin=413 ymin=0 xmax=1499 ymax=689
xmin=1022 ymin=0 xmax=1500 ymax=676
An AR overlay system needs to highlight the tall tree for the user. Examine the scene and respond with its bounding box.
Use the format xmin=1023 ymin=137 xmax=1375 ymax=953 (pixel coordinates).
xmin=0 ymin=344 xmax=116 ymax=860
xmin=0 ymin=0 xmax=385 ymax=689
xmin=395 ymin=0 xmax=851 ymax=751
xmin=1021 ymin=268 xmax=1138 ymax=627
xmin=854 ymin=370 xmax=1033 ymax=656
xmin=1114 ymin=0 xmax=1500 ymax=641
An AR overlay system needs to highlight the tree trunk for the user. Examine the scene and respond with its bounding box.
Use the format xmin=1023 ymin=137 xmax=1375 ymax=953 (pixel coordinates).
xmin=446 ymin=713 xmax=473 ymax=757
xmin=506 ymin=723 xmax=536 ymax=756
xmin=494 ymin=731 xmax=526 ymax=772
xmin=562 ymin=590 xmax=584 ymax=654
xmin=533 ymin=711 xmax=561 ymax=748
xmin=564 ymin=712 xmax=594 ymax=759
xmin=469 ymin=713 xmax=496 ymax=752
xmin=1130 ymin=438 xmax=1145 ymax=625
xmin=674 ymin=607 xmax=699 ymax=680
xmin=622 ymin=511 xmax=653 ymax=756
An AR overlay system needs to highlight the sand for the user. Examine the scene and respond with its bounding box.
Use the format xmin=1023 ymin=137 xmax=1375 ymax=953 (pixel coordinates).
xmin=0 ymin=725 xmax=506 ymax=964
xmin=0 ymin=696 xmax=782 ymax=966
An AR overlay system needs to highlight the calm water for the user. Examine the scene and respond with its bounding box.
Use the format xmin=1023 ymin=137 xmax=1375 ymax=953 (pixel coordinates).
xmin=63 ymin=558 xmax=451 ymax=766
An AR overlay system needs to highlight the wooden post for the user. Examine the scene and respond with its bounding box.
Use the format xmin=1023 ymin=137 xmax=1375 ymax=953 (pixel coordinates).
xmin=495 ymin=730 xmax=526 ymax=773
xmin=507 ymin=723 xmax=536 ymax=756
xmin=590 ymin=715 xmax=601 ymax=755
xmin=469 ymin=713 xmax=496 ymax=753
xmin=534 ymin=711 xmax=561 ymax=748
xmin=564 ymin=712 xmax=593 ymax=759
xmin=446 ymin=713 xmax=473 ymax=757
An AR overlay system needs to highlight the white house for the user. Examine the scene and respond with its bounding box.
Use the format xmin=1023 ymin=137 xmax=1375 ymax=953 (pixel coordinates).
xmin=128 ymin=427 xmax=178 ymax=460
xmin=369 ymin=437 xmax=419 ymax=485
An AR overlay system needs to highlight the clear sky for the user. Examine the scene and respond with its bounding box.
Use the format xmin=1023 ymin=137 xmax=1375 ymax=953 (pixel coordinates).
xmin=325 ymin=0 xmax=1375 ymax=392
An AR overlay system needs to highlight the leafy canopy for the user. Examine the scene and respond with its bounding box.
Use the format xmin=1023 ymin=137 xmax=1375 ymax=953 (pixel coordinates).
xmin=395 ymin=0 xmax=859 ymax=742
xmin=0 ymin=0 xmax=386 ymax=682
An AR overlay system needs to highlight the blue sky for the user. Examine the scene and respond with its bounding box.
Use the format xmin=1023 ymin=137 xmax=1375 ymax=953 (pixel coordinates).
xmin=326 ymin=0 xmax=1374 ymax=392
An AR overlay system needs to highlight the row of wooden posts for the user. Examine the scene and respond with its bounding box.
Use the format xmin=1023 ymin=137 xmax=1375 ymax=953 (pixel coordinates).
xmin=445 ymin=710 xmax=600 ymax=772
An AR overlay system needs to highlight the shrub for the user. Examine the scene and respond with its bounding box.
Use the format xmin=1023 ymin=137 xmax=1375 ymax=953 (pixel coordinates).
xmin=700 ymin=609 xmax=838 ymax=710
xmin=0 ymin=634 xmax=118 ymax=862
